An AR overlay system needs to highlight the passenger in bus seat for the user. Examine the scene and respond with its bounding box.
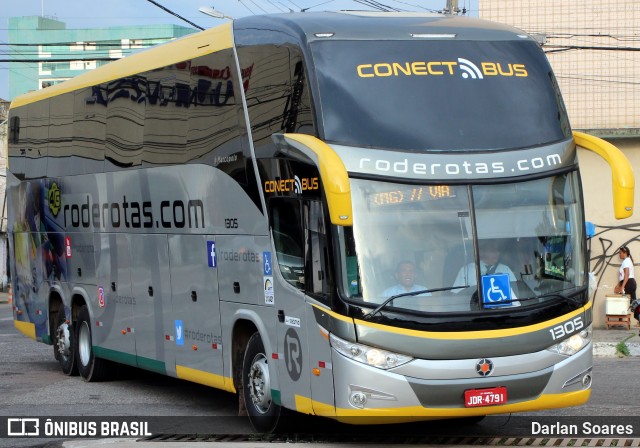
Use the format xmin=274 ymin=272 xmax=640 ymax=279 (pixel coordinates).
xmin=382 ymin=260 xmax=431 ymax=297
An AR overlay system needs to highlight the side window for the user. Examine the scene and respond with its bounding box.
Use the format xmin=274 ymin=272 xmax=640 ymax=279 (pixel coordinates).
xmin=271 ymin=199 xmax=305 ymax=290
xmin=307 ymin=200 xmax=331 ymax=299
xmin=105 ymin=76 xmax=145 ymax=169
xmin=270 ymin=198 xmax=331 ymax=301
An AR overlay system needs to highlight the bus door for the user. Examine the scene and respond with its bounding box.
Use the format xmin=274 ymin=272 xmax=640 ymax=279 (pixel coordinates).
xmin=94 ymin=234 xmax=136 ymax=361
xmin=270 ymin=197 xmax=334 ymax=414
xmin=168 ymin=235 xmax=223 ymax=385
xmin=130 ymin=234 xmax=171 ymax=375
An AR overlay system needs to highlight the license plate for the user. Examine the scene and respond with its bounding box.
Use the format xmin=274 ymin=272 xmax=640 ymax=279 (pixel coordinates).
xmin=464 ymin=386 xmax=507 ymax=407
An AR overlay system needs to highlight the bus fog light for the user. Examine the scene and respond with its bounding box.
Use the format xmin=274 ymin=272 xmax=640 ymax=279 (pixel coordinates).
xmin=563 ymin=367 xmax=592 ymax=388
xmin=350 ymin=392 xmax=367 ymax=408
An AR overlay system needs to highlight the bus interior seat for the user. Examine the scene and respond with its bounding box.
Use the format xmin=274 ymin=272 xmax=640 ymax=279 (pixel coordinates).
xmin=443 ymin=244 xmax=472 ymax=287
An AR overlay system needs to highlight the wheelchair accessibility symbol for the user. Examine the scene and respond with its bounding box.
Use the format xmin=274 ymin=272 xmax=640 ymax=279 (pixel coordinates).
xmin=481 ymin=274 xmax=511 ymax=308
xmin=263 ymin=252 xmax=272 ymax=275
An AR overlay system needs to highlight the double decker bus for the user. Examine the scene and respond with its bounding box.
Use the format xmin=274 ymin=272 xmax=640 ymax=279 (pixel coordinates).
xmin=7 ymin=11 xmax=634 ymax=432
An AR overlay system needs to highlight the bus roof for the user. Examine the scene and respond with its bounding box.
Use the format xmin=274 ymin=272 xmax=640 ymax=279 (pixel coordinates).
xmin=233 ymin=11 xmax=534 ymax=44
xmin=10 ymin=22 xmax=233 ymax=109
xmin=11 ymin=12 xmax=535 ymax=109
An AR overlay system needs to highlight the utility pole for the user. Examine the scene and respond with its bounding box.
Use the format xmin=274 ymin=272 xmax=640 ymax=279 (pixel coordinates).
xmin=445 ymin=0 xmax=459 ymax=14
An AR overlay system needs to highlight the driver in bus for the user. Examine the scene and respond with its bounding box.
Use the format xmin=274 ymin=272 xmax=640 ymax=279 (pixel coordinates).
xmin=453 ymin=240 xmax=517 ymax=289
xmin=382 ymin=260 xmax=431 ymax=297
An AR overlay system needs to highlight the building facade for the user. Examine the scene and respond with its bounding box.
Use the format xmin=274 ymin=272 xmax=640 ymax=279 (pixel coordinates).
xmin=8 ymin=16 xmax=196 ymax=99
xmin=480 ymin=0 xmax=640 ymax=327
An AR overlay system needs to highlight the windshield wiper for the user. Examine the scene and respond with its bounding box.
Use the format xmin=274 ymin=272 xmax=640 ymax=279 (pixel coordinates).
xmin=364 ymin=286 xmax=468 ymax=320
xmin=532 ymin=290 xmax=583 ymax=306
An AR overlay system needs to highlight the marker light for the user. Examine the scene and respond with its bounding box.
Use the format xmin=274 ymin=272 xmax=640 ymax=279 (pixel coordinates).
xmin=547 ymin=326 xmax=592 ymax=356
xmin=410 ymin=33 xmax=456 ymax=39
xmin=330 ymin=333 xmax=412 ymax=369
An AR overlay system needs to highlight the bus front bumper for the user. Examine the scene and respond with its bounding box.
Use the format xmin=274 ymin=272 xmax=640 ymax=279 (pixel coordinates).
xmin=325 ymin=342 xmax=592 ymax=423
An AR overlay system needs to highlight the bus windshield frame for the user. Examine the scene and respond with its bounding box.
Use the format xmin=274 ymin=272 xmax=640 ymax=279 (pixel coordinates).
xmin=335 ymin=171 xmax=586 ymax=319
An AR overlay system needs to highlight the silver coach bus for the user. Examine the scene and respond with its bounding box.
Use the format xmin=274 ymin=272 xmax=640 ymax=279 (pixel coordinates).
xmin=7 ymin=11 xmax=634 ymax=432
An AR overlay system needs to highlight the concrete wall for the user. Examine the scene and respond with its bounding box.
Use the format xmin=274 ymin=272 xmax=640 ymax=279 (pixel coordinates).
xmin=480 ymin=0 xmax=640 ymax=327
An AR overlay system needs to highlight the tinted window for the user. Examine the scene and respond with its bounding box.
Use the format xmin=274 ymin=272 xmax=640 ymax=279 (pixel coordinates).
xmin=271 ymin=199 xmax=305 ymax=290
xmin=237 ymin=44 xmax=316 ymax=154
xmin=312 ymin=40 xmax=570 ymax=151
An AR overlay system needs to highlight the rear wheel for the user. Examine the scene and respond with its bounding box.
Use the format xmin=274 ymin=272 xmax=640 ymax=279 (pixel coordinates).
xmin=75 ymin=305 xmax=109 ymax=381
xmin=53 ymin=307 xmax=77 ymax=376
xmin=242 ymin=332 xmax=283 ymax=433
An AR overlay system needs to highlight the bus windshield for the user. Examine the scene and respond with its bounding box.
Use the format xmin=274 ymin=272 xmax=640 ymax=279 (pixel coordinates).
xmin=311 ymin=39 xmax=570 ymax=151
xmin=337 ymin=172 xmax=586 ymax=314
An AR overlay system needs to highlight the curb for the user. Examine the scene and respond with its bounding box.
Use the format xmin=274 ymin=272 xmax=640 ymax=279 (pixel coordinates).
xmin=593 ymin=342 xmax=640 ymax=357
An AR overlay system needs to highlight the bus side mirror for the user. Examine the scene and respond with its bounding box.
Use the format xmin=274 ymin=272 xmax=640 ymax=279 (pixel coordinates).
xmin=573 ymin=131 xmax=634 ymax=219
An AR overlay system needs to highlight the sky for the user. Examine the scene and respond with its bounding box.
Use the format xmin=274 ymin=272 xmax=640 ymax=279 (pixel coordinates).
xmin=0 ymin=0 xmax=478 ymax=101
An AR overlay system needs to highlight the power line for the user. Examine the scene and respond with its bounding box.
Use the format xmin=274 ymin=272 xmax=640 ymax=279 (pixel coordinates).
xmin=0 ymin=58 xmax=119 ymax=63
xmin=544 ymin=44 xmax=640 ymax=53
xmin=0 ymin=42 xmax=177 ymax=47
xmin=143 ymin=0 xmax=205 ymax=30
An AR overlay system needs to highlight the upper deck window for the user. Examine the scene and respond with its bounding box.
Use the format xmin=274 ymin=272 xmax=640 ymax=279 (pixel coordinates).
xmin=311 ymin=39 xmax=570 ymax=151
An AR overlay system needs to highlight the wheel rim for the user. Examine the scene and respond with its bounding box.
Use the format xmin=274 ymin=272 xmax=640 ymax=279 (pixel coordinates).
xmin=56 ymin=322 xmax=71 ymax=359
xmin=78 ymin=321 xmax=92 ymax=367
xmin=247 ymin=353 xmax=271 ymax=414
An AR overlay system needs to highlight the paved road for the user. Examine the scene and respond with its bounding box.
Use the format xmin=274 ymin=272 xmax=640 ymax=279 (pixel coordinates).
xmin=2 ymin=302 xmax=640 ymax=447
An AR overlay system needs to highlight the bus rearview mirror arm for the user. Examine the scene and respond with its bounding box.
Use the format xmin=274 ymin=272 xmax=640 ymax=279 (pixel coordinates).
xmin=273 ymin=133 xmax=353 ymax=226
xmin=573 ymin=131 xmax=635 ymax=219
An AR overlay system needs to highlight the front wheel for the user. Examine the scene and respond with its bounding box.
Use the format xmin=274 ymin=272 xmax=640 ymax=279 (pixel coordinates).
xmin=242 ymin=332 xmax=283 ymax=433
xmin=75 ymin=305 xmax=109 ymax=382
xmin=53 ymin=307 xmax=77 ymax=376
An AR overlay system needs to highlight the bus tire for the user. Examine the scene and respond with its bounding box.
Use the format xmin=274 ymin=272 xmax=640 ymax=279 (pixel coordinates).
xmin=75 ymin=305 xmax=109 ymax=382
xmin=242 ymin=332 xmax=282 ymax=433
xmin=54 ymin=307 xmax=77 ymax=376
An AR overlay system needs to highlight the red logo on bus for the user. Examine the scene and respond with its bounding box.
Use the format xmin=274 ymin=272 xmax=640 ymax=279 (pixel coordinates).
xmin=98 ymin=287 xmax=105 ymax=308
xmin=65 ymin=237 xmax=72 ymax=258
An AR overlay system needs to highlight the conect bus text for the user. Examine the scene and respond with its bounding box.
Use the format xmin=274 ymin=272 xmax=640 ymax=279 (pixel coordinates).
xmin=63 ymin=196 xmax=205 ymax=229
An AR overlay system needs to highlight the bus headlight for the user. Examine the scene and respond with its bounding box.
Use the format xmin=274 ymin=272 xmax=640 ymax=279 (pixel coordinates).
xmin=547 ymin=326 xmax=592 ymax=356
xmin=329 ymin=333 xmax=413 ymax=369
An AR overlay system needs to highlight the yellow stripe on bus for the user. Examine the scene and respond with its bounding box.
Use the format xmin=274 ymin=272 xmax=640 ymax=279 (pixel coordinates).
xmin=314 ymin=300 xmax=592 ymax=341
xmin=11 ymin=23 xmax=233 ymax=109
xmin=14 ymin=320 xmax=36 ymax=340
xmin=295 ymin=394 xmax=337 ymax=417
xmin=354 ymin=301 xmax=592 ymax=340
xmin=175 ymin=365 xmax=236 ymax=393
xmin=296 ymin=389 xmax=589 ymax=424
xmin=311 ymin=303 xmax=354 ymax=324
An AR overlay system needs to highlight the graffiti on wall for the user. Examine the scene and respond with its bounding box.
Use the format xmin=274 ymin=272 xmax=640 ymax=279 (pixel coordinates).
xmin=589 ymin=222 xmax=640 ymax=293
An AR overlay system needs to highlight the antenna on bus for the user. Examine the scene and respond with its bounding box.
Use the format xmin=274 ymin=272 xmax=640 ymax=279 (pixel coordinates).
xmin=301 ymin=0 xmax=335 ymax=12
xmin=199 ymin=6 xmax=235 ymax=20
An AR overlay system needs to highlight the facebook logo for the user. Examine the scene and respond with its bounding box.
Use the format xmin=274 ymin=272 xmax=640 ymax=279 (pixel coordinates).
xmin=175 ymin=320 xmax=184 ymax=346
xmin=481 ymin=274 xmax=511 ymax=308
xmin=207 ymin=241 xmax=217 ymax=268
